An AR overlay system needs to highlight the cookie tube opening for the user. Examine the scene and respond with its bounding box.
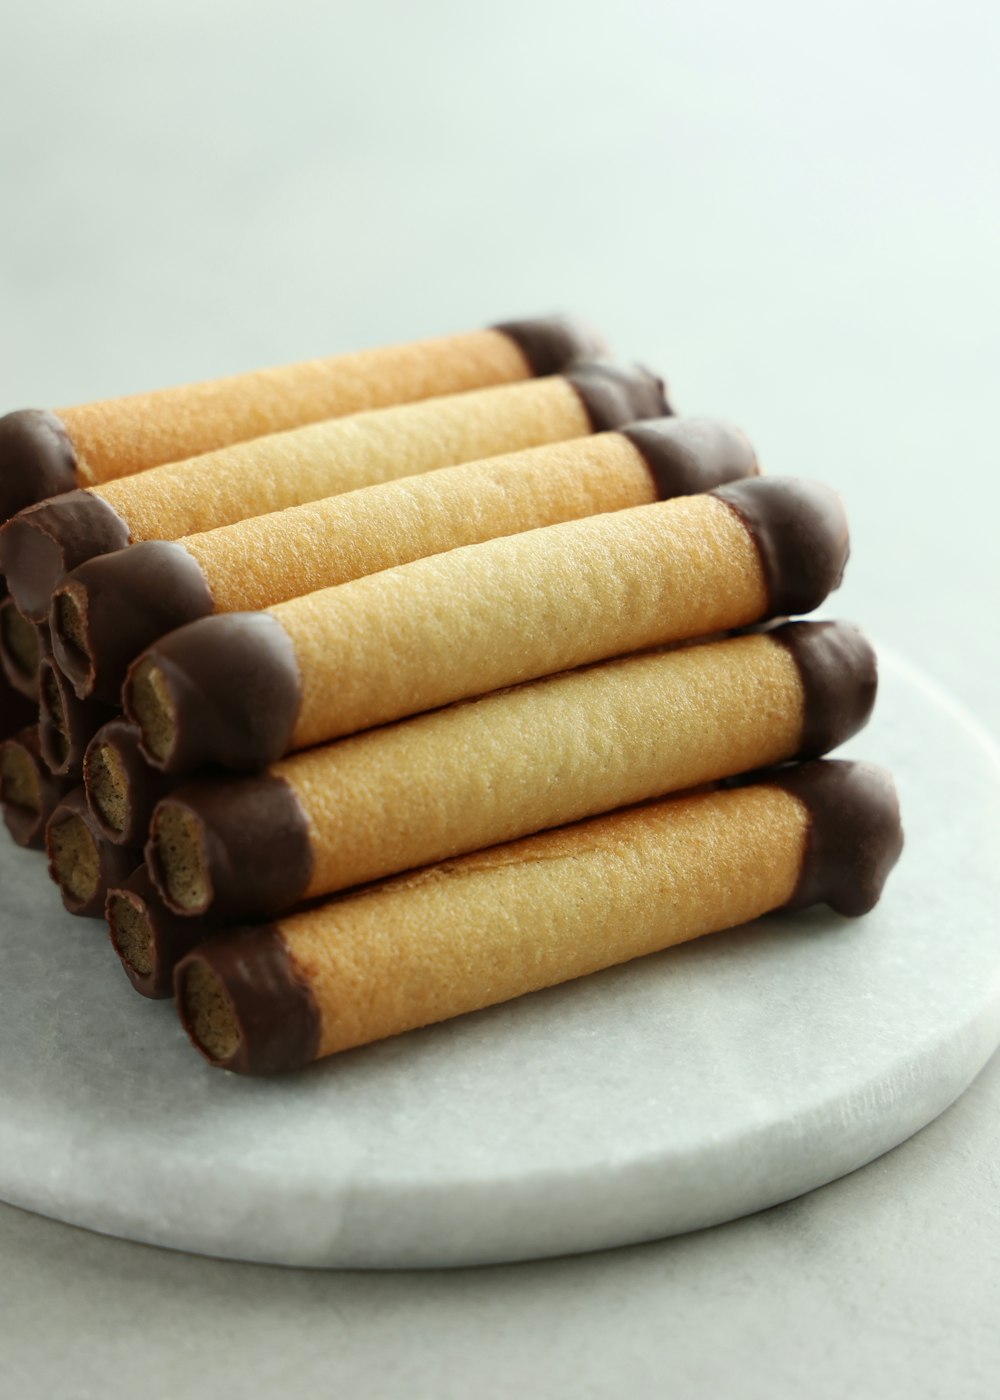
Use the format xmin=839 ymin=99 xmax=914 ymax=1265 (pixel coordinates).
xmin=0 ymin=597 xmax=43 ymax=697
xmin=84 ymin=718 xmax=175 ymax=847
xmin=0 ymin=410 xmax=78 ymax=525
xmin=0 ymin=490 xmax=131 ymax=622
xmin=45 ymin=787 xmax=138 ymax=917
xmin=146 ymin=775 xmax=313 ymax=920
xmin=1 ymin=728 xmax=72 ymax=848
xmin=51 ymin=541 xmax=214 ymax=703
xmin=38 ymin=657 xmax=115 ymax=778
xmin=175 ymin=927 xmax=321 ymax=1074
xmin=106 ymin=865 xmax=213 ymax=998
xmin=124 ymin=612 xmax=301 ymax=774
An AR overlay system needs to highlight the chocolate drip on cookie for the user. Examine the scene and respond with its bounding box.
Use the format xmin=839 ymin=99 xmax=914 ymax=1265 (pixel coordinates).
xmin=52 ymin=541 xmax=215 ymax=702
xmin=775 ymin=760 xmax=903 ymax=916
xmin=0 ymin=410 xmax=78 ymax=526
xmin=713 ymin=477 xmax=849 ymax=616
xmin=624 ymin=418 xmax=759 ymax=499
xmin=0 ymin=490 xmax=131 ymax=622
xmin=774 ymin=621 xmax=878 ymax=757
xmin=493 ymin=315 xmax=608 ymax=376
xmin=564 ymin=360 xmax=671 ymax=431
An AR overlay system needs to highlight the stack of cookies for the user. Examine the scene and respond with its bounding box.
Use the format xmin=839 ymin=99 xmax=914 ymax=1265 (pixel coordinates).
xmin=0 ymin=316 xmax=903 ymax=1075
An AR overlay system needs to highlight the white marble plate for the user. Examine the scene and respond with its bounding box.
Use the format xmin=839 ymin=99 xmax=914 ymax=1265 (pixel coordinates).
xmin=0 ymin=650 xmax=998 ymax=1268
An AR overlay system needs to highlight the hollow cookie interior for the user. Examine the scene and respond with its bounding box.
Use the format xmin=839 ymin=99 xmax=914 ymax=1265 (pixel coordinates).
xmin=1 ymin=604 xmax=41 ymax=683
xmin=0 ymin=742 xmax=41 ymax=816
xmin=179 ymin=960 xmax=242 ymax=1063
xmin=40 ymin=668 xmax=70 ymax=768
xmin=128 ymin=660 xmax=176 ymax=763
xmin=53 ymin=589 xmax=91 ymax=688
xmin=107 ymin=891 xmax=154 ymax=976
xmin=49 ymin=814 xmax=101 ymax=903
xmin=87 ymin=741 xmax=130 ymax=835
xmin=152 ymin=803 xmax=211 ymax=911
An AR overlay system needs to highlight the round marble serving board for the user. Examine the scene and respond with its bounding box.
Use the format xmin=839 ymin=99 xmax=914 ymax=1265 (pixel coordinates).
xmin=1 ymin=650 xmax=998 ymax=1269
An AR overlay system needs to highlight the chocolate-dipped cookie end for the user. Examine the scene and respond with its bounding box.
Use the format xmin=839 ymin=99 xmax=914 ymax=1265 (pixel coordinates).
xmin=623 ymin=417 xmax=759 ymax=500
xmin=493 ymin=315 xmax=608 ymax=376
xmin=777 ymin=760 xmax=903 ymax=917
xmin=0 ymin=489 xmax=131 ymax=622
xmin=175 ymin=926 xmax=321 ymax=1074
xmin=775 ymin=620 xmax=878 ymax=757
xmin=0 ymin=410 xmax=78 ymax=525
xmin=52 ymin=540 xmax=214 ymax=703
xmin=713 ymin=477 xmax=849 ymax=617
xmin=565 ymin=360 xmax=671 ymax=432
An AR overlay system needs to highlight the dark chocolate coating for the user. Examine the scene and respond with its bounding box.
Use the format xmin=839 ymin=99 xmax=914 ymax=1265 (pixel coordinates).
xmin=773 ymin=621 xmax=878 ymax=757
xmin=84 ymin=718 xmax=176 ymax=847
xmin=175 ymin=925 xmax=321 ymax=1074
xmin=622 ymin=417 xmax=759 ymax=500
xmin=45 ymin=785 xmax=141 ymax=918
xmin=125 ymin=611 xmax=301 ymax=775
xmin=0 ymin=410 xmax=78 ymax=527
xmin=38 ymin=657 xmax=116 ymax=779
xmin=108 ymin=865 xmax=215 ymax=999
xmin=774 ymin=760 xmax=903 ymax=916
xmin=0 ymin=490 xmax=131 ymax=622
xmin=712 ymin=477 xmax=849 ymax=617
xmin=0 ymin=726 xmax=73 ymax=849
xmin=146 ymin=773 xmax=313 ymax=920
xmin=0 ymin=670 xmax=36 ymax=741
xmin=492 ymin=315 xmax=608 ymax=376
xmin=53 ymin=541 xmax=214 ymax=703
xmin=0 ymin=597 xmax=48 ymax=698
xmin=564 ymin=360 xmax=670 ymax=432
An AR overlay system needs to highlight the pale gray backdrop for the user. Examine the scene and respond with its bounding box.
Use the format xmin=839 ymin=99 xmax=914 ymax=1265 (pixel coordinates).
xmin=1 ymin=1 xmax=998 ymax=1395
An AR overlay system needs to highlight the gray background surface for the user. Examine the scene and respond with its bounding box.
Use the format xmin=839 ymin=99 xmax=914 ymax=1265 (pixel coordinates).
xmin=1 ymin=0 xmax=998 ymax=1395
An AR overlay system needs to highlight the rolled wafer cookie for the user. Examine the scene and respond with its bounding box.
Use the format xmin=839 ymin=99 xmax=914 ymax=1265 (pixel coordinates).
xmin=127 ymin=475 xmax=849 ymax=776
xmin=146 ymin=622 xmax=875 ymax=921
xmin=53 ymin=417 xmax=756 ymax=701
xmin=1 ymin=360 xmax=664 ymax=622
xmin=38 ymin=657 xmax=115 ymax=779
xmin=45 ymin=787 xmax=140 ymax=917
xmin=107 ymin=866 xmax=218 ymax=999
xmin=0 ymin=671 xmax=36 ymax=741
xmin=174 ymin=760 xmax=903 ymax=1074
xmin=0 ymin=314 xmax=603 ymax=524
xmin=1 ymin=727 xmax=73 ymax=848
xmin=84 ymin=719 xmax=175 ymax=846
xmin=0 ymin=597 xmax=48 ymax=698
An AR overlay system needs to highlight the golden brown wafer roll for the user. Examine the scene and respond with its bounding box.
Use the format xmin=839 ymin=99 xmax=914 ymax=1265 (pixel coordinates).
xmin=145 ymin=621 xmax=874 ymax=920
xmin=0 ymin=315 xmax=603 ymax=523
xmin=0 ymin=598 xmax=48 ymax=699
xmin=174 ymin=760 xmax=903 ymax=1074
xmin=0 ymin=671 xmax=36 ymax=741
xmin=107 ymin=866 xmax=219 ymax=999
xmin=45 ymin=787 xmax=140 ymax=917
xmin=1 ymin=360 xmax=663 ymax=621
xmin=84 ymin=719 xmax=175 ymax=847
xmin=0 ymin=727 xmax=73 ymax=848
xmin=38 ymin=657 xmax=115 ymax=779
xmin=127 ymin=476 xmax=848 ymax=776
xmin=53 ymin=417 xmax=757 ymax=701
